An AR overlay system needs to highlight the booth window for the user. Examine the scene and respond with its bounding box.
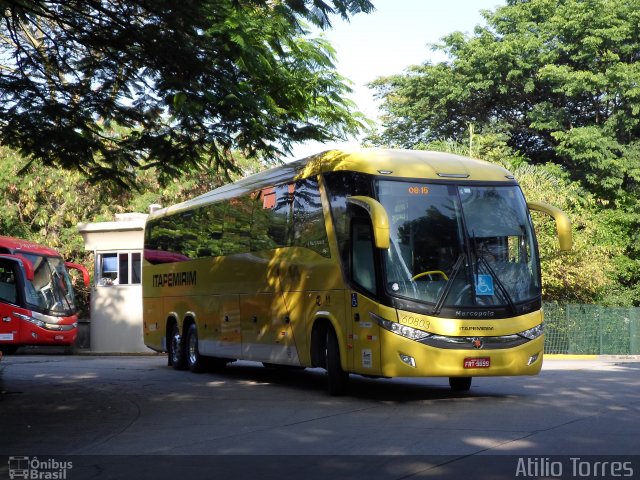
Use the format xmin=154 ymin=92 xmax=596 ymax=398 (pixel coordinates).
xmin=97 ymin=252 xmax=141 ymax=286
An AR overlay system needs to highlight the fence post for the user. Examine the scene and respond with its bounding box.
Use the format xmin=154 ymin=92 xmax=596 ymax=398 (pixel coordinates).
xmin=630 ymin=312 xmax=634 ymax=355
xmin=598 ymin=307 xmax=603 ymax=355
xmin=632 ymin=308 xmax=640 ymax=355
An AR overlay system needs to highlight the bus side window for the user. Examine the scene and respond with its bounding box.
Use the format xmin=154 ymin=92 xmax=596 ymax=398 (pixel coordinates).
xmin=257 ymin=184 xmax=293 ymax=248
xmin=222 ymin=196 xmax=253 ymax=255
xmin=200 ymin=202 xmax=226 ymax=257
xmin=323 ymin=171 xmax=375 ymax=274
xmin=351 ymin=220 xmax=376 ymax=294
xmin=292 ymin=177 xmax=330 ymax=257
xmin=0 ymin=262 xmax=17 ymax=304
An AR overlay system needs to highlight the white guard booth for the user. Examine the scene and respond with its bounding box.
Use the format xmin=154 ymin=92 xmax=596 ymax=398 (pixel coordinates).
xmin=77 ymin=213 xmax=150 ymax=353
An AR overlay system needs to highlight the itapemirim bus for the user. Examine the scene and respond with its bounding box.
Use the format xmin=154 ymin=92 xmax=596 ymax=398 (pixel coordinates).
xmin=142 ymin=149 xmax=571 ymax=395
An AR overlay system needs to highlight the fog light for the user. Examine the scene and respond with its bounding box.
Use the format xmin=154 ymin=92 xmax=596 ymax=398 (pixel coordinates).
xmin=399 ymin=353 xmax=416 ymax=368
xmin=527 ymin=352 xmax=540 ymax=366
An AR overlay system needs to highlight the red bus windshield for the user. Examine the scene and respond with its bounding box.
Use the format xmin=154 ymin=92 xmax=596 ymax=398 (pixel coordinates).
xmin=20 ymin=253 xmax=77 ymax=316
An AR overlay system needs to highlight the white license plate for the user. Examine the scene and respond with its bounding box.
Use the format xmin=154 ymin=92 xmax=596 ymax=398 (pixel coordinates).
xmin=464 ymin=357 xmax=490 ymax=368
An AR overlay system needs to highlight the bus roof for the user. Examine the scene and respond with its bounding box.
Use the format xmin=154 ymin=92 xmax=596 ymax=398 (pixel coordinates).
xmin=150 ymin=148 xmax=516 ymax=219
xmin=0 ymin=236 xmax=62 ymax=257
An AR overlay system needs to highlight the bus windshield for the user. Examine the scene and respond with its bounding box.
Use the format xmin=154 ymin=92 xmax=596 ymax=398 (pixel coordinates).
xmin=20 ymin=254 xmax=77 ymax=316
xmin=376 ymin=181 xmax=540 ymax=312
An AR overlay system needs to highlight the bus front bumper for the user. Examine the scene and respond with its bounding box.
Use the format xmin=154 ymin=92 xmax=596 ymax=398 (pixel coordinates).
xmin=379 ymin=330 xmax=544 ymax=378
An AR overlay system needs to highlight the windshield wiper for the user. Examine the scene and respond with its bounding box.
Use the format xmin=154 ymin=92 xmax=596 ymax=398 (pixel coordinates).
xmin=476 ymin=248 xmax=517 ymax=314
xmin=431 ymin=254 xmax=465 ymax=316
xmin=51 ymin=268 xmax=73 ymax=313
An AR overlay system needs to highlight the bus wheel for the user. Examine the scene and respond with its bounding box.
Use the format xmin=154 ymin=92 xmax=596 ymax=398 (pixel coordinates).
xmin=186 ymin=324 xmax=206 ymax=373
xmin=169 ymin=323 xmax=187 ymax=371
xmin=326 ymin=328 xmax=349 ymax=396
xmin=449 ymin=377 xmax=472 ymax=392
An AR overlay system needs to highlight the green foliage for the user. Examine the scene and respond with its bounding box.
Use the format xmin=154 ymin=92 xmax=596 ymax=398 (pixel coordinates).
xmin=367 ymin=0 xmax=640 ymax=305
xmin=0 ymin=144 xmax=267 ymax=317
xmin=0 ymin=147 xmax=105 ymax=257
xmin=0 ymin=145 xmax=262 ymax=259
xmin=0 ymin=0 xmax=373 ymax=187
xmin=369 ymin=0 xmax=640 ymax=202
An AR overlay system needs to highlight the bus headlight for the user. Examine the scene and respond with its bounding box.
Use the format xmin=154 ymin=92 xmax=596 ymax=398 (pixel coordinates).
xmin=14 ymin=312 xmax=45 ymax=328
xmin=518 ymin=323 xmax=544 ymax=340
xmin=371 ymin=312 xmax=431 ymax=341
xmin=13 ymin=312 xmax=74 ymax=331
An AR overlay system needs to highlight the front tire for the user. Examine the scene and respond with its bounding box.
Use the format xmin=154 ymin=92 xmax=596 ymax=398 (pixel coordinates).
xmin=326 ymin=328 xmax=349 ymax=396
xmin=449 ymin=376 xmax=472 ymax=391
xmin=186 ymin=324 xmax=206 ymax=373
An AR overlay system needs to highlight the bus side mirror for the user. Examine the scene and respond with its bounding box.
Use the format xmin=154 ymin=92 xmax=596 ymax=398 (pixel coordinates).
xmin=346 ymin=196 xmax=390 ymax=249
xmin=21 ymin=259 xmax=35 ymax=282
xmin=65 ymin=262 xmax=91 ymax=287
xmin=527 ymin=201 xmax=573 ymax=251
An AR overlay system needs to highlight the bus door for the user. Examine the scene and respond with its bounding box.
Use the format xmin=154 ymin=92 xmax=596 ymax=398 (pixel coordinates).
xmin=346 ymin=217 xmax=383 ymax=375
xmin=0 ymin=259 xmax=21 ymax=346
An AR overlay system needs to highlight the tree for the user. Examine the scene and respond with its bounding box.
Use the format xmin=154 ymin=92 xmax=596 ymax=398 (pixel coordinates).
xmin=368 ymin=0 xmax=640 ymax=205
xmin=367 ymin=0 xmax=640 ymax=305
xmin=0 ymin=142 xmax=266 ymax=278
xmin=0 ymin=143 xmax=266 ymax=319
xmin=0 ymin=0 xmax=374 ymax=187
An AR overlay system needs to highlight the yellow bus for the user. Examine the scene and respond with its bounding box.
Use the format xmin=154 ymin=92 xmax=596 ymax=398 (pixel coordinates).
xmin=142 ymin=149 xmax=571 ymax=395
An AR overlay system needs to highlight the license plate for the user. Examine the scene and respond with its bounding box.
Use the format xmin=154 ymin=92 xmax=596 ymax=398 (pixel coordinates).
xmin=464 ymin=357 xmax=490 ymax=368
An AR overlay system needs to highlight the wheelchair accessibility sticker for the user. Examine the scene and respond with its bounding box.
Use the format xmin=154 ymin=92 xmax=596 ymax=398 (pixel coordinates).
xmin=475 ymin=274 xmax=494 ymax=296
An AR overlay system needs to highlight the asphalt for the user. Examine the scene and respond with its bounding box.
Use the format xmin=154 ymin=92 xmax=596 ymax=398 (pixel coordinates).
xmin=1 ymin=355 xmax=639 ymax=479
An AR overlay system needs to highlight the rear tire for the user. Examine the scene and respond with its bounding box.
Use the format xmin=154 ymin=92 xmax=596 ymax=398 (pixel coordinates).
xmin=326 ymin=328 xmax=349 ymax=396
xmin=169 ymin=322 xmax=187 ymax=371
xmin=449 ymin=376 xmax=472 ymax=391
xmin=186 ymin=324 xmax=206 ymax=373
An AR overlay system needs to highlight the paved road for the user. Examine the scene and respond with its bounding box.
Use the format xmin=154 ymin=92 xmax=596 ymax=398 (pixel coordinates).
xmin=1 ymin=355 xmax=638 ymax=479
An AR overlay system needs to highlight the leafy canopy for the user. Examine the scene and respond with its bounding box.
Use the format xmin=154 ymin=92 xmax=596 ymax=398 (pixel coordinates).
xmin=0 ymin=0 xmax=374 ymax=187
xmin=368 ymin=0 xmax=640 ymax=205
xmin=367 ymin=0 xmax=640 ymax=305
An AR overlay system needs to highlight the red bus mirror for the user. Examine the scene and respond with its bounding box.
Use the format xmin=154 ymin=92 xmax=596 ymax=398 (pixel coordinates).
xmin=21 ymin=258 xmax=35 ymax=281
xmin=65 ymin=262 xmax=90 ymax=287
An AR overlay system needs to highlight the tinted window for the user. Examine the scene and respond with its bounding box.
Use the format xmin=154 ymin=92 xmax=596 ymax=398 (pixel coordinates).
xmin=222 ymin=196 xmax=253 ymax=255
xmin=0 ymin=261 xmax=18 ymax=304
xmin=351 ymin=221 xmax=376 ymax=293
xmin=268 ymin=184 xmax=293 ymax=247
xmin=145 ymin=177 xmax=333 ymax=263
xmin=323 ymin=171 xmax=373 ymax=271
xmin=292 ymin=177 xmax=330 ymax=257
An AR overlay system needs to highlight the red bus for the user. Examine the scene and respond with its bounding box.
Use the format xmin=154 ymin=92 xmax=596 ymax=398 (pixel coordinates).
xmin=0 ymin=236 xmax=89 ymax=354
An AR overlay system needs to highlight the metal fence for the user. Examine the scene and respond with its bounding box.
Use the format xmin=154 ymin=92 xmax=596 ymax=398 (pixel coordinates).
xmin=543 ymin=303 xmax=640 ymax=355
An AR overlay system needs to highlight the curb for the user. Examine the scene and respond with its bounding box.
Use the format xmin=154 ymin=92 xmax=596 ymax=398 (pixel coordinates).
xmin=545 ymin=354 xmax=640 ymax=360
